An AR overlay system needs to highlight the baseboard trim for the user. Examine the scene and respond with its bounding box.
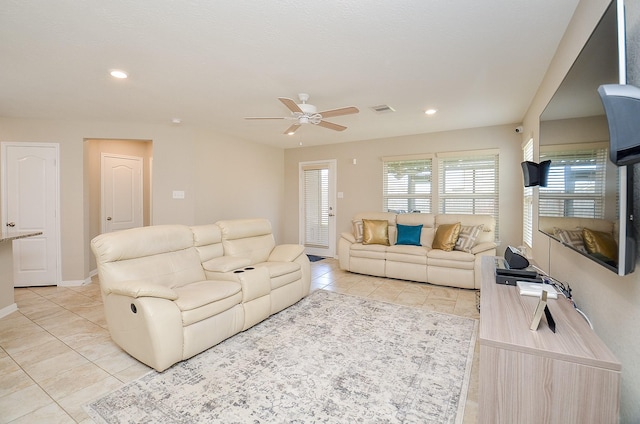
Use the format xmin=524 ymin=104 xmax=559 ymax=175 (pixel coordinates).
xmin=0 ymin=303 xmax=18 ymax=319
xmin=59 ymin=280 xmax=85 ymax=287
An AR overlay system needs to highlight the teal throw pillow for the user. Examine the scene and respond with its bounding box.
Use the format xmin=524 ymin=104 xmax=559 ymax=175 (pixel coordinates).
xmin=396 ymin=224 xmax=423 ymax=246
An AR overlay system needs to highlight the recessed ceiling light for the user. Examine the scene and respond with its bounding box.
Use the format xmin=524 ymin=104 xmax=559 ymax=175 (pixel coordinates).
xmin=425 ymin=109 xmax=437 ymax=116
xmin=110 ymin=70 xmax=128 ymax=79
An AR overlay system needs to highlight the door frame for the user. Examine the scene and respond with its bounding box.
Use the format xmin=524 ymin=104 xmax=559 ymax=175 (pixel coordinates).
xmin=298 ymin=159 xmax=337 ymax=258
xmin=1 ymin=141 xmax=62 ymax=286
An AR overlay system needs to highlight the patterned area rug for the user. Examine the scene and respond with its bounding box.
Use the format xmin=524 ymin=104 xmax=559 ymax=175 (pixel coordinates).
xmin=86 ymin=290 xmax=477 ymax=423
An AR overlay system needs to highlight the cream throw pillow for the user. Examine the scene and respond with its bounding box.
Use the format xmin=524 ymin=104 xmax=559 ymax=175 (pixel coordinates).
xmin=454 ymin=224 xmax=483 ymax=253
xmin=352 ymin=220 xmax=364 ymax=243
xmin=554 ymin=227 xmax=586 ymax=252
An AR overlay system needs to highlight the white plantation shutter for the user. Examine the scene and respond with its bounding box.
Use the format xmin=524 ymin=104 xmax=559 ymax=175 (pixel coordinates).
xmin=303 ymin=166 xmax=329 ymax=248
xmin=382 ymin=156 xmax=433 ymax=213
xmin=523 ymin=139 xmax=534 ymax=247
xmin=539 ymin=147 xmax=607 ymax=218
xmin=437 ymin=151 xmax=499 ymax=239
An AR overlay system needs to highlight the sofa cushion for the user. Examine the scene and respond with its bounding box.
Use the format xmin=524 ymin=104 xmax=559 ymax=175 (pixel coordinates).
xmin=352 ymin=220 xmax=364 ymax=243
xmin=435 ymin=214 xmax=495 ymax=245
xmin=362 ymin=219 xmax=390 ymax=245
xmin=350 ymin=243 xmax=388 ymax=260
xmin=98 ymin=248 xmax=207 ymax=291
xmin=174 ymin=280 xmax=241 ymax=311
xmin=255 ymin=262 xmax=302 ymax=290
xmin=191 ymin=224 xmax=224 ymax=263
xmin=174 ymin=280 xmax=243 ymax=326
xmin=217 ymin=219 xmax=276 ymax=264
xmin=386 ymin=245 xmax=428 ymax=264
xmin=432 ymin=222 xmax=461 ymax=251
xmin=582 ymin=228 xmax=618 ymax=261
xmin=454 ymin=224 xmax=483 ymax=253
xmin=427 ymin=249 xmax=475 ymax=270
xmin=202 ymin=256 xmax=252 ymax=273
xmin=396 ymin=224 xmax=423 ymax=246
xmin=554 ymin=227 xmax=586 ymax=252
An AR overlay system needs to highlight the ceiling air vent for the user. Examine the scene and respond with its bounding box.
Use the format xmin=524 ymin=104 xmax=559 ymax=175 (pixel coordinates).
xmin=370 ymin=104 xmax=396 ymax=113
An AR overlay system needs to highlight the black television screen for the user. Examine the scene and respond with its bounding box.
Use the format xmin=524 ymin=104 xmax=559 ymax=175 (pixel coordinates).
xmin=539 ymin=0 xmax=635 ymax=276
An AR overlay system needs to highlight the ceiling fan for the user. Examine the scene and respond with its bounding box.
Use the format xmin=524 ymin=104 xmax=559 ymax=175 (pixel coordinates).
xmin=245 ymin=93 xmax=359 ymax=134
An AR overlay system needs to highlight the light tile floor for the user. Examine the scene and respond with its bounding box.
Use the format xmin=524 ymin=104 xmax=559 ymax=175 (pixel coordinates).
xmin=0 ymin=258 xmax=479 ymax=423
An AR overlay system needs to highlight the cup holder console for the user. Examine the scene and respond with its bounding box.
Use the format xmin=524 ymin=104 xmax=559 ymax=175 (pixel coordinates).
xmin=234 ymin=267 xmax=255 ymax=274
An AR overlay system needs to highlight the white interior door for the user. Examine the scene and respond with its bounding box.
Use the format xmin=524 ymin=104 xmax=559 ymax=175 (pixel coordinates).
xmin=1 ymin=143 xmax=60 ymax=287
xmin=101 ymin=154 xmax=143 ymax=233
xmin=299 ymin=160 xmax=337 ymax=258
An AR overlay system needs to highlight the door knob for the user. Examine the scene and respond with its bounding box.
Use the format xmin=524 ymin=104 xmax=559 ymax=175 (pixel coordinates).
xmin=106 ymin=217 xmax=112 ymax=221
xmin=6 ymin=222 xmax=15 ymax=227
xmin=328 ymin=213 xmax=335 ymax=217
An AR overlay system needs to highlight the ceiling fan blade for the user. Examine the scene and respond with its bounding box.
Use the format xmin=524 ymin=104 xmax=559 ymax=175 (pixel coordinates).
xmin=278 ymin=97 xmax=303 ymax=113
xmin=283 ymin=123 xmax=302 ymax=134
xmin=318 ymin=106 xmax=359 ymax=118
xmin=317 ymin=120 xmax=347 ymax=131
xmin=244 ymin=117 xmax=286 ymax=120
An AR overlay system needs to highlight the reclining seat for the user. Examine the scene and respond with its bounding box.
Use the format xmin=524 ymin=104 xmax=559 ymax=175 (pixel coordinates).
xmin=216 ymin=218 xmax=311 ymax=315
xmin=91 ymin=225 xmax=244 ymax=372
xmin=427 ymin=214 xmax=497 ymax=289
xmin=338 ymin=212 xmax=397 ymax=277
xmin=191 ymin=223 xmax=271 ymax=330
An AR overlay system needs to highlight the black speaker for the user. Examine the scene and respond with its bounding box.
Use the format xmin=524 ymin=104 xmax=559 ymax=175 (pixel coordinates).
xmin=521 ymin=160 xmax=551 ymax=187
xmin=598 ymin=84 xmax=640 ymax=166
xmin=521 ymin=161 xmax=539 ymax=187
xmin=538 ymin=160 xmax=551 ymax=187
xmin=504 ymin=246 xmax=530 ymax=269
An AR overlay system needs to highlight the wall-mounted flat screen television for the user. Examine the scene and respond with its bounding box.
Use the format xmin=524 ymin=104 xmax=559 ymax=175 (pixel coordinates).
xmin=539 ymin=0 xmax=635 ymax=276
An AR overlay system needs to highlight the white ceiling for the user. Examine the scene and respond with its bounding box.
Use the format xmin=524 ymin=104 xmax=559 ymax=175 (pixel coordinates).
xmin=0 ymin=0 xmax=581 ymax=148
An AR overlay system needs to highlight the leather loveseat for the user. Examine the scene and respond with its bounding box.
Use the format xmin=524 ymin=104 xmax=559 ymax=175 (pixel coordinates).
xmin=338 ymin=212 xmax=497 ymax=289
xmin=90 ymin=218 xmax=310 ymax=372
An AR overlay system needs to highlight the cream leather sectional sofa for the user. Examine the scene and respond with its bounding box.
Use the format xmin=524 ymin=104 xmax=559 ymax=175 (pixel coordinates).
xmin=91 ymin=218 xmax=310 ymax=372
xmin=338 ymin=212 xmax=497 ymax=289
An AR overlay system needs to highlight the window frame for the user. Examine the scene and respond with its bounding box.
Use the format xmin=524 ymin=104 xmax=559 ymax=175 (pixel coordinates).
xmin=539 ymin=143 xmax=608 ymax=219
xmin=382 ymin=154 xmax=434 ymax=214
xmin=523 ymin=138 xmax=534 ymax=247
xmin=437 ymin=149 xmax=500 ymax=239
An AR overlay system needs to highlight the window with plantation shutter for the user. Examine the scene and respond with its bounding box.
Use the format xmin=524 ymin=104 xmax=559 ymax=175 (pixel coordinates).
xmin=523 ymin=139 xmax=534 ymax=247
xmin=302 ymin=166 xmax=329 ymax=248
xmin=437 ymin=150 xmax=499 ymax=239
xmin=539 ymin=145 xmax=607 ymax=218
xmin=382 ymin=156 xmax=433 ymax=213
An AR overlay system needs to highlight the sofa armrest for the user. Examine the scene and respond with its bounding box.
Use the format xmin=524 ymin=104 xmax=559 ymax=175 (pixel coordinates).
xmin=268 ymin=244 xmax=305 ymax=262
xmin=470 ymin=242 xmax=497 ymax=255
xmin=340 ymin=232 xmax=356 ymax=244
xmin=202 ymin=256 xmax=251 ymax=272
xmin=104 ymin=280 xmax=179 ymax=301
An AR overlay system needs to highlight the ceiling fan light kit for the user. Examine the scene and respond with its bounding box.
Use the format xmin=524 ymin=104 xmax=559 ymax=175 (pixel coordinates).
xmin=245 ymin=93 xmax=359 ymax=135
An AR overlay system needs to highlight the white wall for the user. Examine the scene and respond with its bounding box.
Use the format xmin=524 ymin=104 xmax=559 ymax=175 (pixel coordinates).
xmin=524 ymin=0 xmax=640 ymax=421
xmin=283 ymin=124 xmax=524 ymax=250
xmin=0 ymin=117 xmax=284 ymax=282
